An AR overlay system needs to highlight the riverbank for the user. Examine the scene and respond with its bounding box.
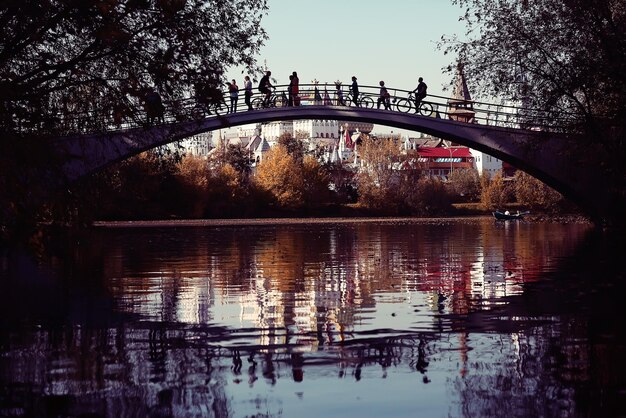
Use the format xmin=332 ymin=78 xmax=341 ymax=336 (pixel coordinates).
xmin=92 ymin=213 xmax=592 ymax=228
xmin=92 ymin=216 xmax=488 ymax=228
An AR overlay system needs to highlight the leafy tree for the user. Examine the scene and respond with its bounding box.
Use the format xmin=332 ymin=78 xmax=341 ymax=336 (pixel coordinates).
xmin=302 ymin=155 xmax=331 ymax=207
xmin=356 ymin=136 xmax=405 ymax=212
xmin=514 ymin=170 xmax=564 ymax=212
xmin=78 ymin=151 xmax=179 ymax=220
xmin=355 ymin=136 xmax=450 ymax=214
xmin=0 ymin=0 xmax=268 ymax=241
xmin=442 ymin=0 xmax=626 ymax=217
xmin=209 ymin=143 xmax=252 ymax=183
xmin=404 ymin=176 xmax=452 ymax=216
xmin=176 ymin=154 xmax=211 ymax=217
xmin=447 ymin=168 xmax=481 ymax=201
xmin=480 ymin=170 xmax=513 ymax=210
xmin=0 ymin=0 xmax=268 ymax=134
xmin=254 ymin=145 xmax=304 ymax=209
xmin=325 ymin=162 xmax=357 ymax=204
xmin=277 ymin=132 xmax=305 ymax=163
xmin=444 ymin=0 xmax=625 ymax=129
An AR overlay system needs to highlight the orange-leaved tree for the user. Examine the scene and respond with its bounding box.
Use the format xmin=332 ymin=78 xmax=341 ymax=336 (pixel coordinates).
xmin=255 ymin=145 xmax=304 ymax=209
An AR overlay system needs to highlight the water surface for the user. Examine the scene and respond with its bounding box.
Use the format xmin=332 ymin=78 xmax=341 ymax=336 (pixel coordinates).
xmin=1 ymin=218 xmax=625 ymax=417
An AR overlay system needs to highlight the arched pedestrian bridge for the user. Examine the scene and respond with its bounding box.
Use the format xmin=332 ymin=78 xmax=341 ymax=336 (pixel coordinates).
xmin=48 ymin=83 xmax=610 ymax=224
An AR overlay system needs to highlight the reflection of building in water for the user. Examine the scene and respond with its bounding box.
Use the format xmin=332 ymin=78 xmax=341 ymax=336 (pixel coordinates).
xmin=105 ymin=220 xmax=553 ymax=341
xmin=239 ymin=275 xmax=286 ymax=347
xmin=235 ymin=228 xmax=366 ymax=348
xmin=239 ymin=264 xmax=361 ymax=348
xmin=469 ymin=250 xmax=524 ymax=302
xmin=61 ymin=221 xmax=593 ymax=414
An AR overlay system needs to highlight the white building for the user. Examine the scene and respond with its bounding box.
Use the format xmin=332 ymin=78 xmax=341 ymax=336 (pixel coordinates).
xmin=237 ymin=123 xmax=262 ymax=141
xmin=470 ymin=149 xmax=502 ymax=178
xmin=246 ymin=135 xmax=271 ymax=165
xmin=293 ymin=119 xmax=340 ymax=140
xmin=261 ymin=121 xmax=294 ymax=145
xmin=169 ymin=132 xmax=212 ymax=157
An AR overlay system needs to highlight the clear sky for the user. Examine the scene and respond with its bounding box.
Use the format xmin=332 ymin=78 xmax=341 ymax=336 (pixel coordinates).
xmin=227 ymin=0 xmax=467 ymax=98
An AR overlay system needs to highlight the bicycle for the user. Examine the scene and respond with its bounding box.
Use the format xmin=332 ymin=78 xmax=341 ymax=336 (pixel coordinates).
xmin=393 ymin=92 xmax=434 ymax=116
xmin=252 ymin=89 xmax=288 ymax=109
xmin=344 ymin=92 xmax=375 ymax=109
xmin=190 ymin=98 xmax=228 ymax=119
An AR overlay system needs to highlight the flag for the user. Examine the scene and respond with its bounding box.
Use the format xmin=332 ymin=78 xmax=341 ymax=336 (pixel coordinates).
xmin=345 ymin=129 xmax=354 ymax=149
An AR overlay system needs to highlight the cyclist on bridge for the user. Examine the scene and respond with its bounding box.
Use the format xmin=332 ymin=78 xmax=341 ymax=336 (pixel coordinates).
xmin=412 ymin=77 xmax=427 ymax=112
xmin=258 ymin=70 xmax=273 ymax=108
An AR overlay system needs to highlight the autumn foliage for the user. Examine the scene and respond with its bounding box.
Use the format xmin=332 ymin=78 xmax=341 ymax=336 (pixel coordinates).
xmin=514 ymin=171 xmax=564 ymax=212
xmin=356 ymin=136 xmax=452 ymax=215
xmin=255 ymin=146 xmax=305 ymax=209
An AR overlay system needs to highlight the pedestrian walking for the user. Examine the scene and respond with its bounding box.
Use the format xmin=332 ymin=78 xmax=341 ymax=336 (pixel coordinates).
xmin=244 ymin=75 xmax=253 ymax=110
xmin=335 ymin=81 xmax=345 ymax=105
xmin=228 ymin=79 xmax=239 ymax=113
xmin=144 ymin=88 xmax=164 ymax=124
xmin=350 ymin=76 xmax=359 ymax=107
xmin=288 ymin=74 xmax=294 ymax=106
xmin=313 ymin=79 xmax=322 ymax=105
xmin=377 ymin=80 xmax=391 ymax=110
xmin=292 ymin=71 xmax=300 ymax=106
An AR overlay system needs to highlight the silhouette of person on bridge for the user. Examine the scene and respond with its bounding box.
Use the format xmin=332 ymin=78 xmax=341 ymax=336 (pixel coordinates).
xmin=350 ymin=76 xmax=359 ymax=107
xmin=144 ymin=89 xmax=164 ymax=125
xmin=195 ymin=82 xmax=226 ymax=115
xmin=244 ymin=75 xmax=253 ymax=110
xmin=258 ymin=71 xmax=273 ymax=108
xmin=288 ymin=74 xmax=294 ymax=106
xmin=335 ymin=81 xmax=345 ymax=105
xmin=412 ymin=77 xmax=427 ymax=112
xmin=227 ymin=79 xmax=239 ymax=113
xmin=292 ymin=71 xmax=300 ymax=106
xmin=377 ymin=80 xmax=391 ymax=110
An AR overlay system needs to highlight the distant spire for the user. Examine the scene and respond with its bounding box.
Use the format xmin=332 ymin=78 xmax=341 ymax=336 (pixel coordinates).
xmin=451 ymin=62 xmax=472 ymax=102
xmin=447 ymin=62 xmax=475 ymax=124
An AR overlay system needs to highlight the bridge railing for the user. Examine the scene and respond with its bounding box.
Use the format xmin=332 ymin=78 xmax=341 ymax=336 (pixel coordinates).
xmin=33 ymin=83 xmax=580 ymax=137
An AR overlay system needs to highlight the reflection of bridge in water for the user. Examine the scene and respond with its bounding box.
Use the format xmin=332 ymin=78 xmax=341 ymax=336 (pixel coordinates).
xmin=47 ymin=83 xmax=609 ymax=222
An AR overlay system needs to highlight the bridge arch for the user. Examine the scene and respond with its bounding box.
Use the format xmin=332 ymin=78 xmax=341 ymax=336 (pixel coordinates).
xmin=55 ymin=105 xmax=607 ymax=224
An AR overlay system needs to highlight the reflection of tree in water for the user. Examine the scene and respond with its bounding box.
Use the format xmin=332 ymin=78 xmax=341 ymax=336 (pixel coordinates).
xmin=450 ymin=323 xmax=593 ymax=417
xmin=7 ymin=221 xmax=615 ymax=416
xmin=93 ymin=222 xmax=584 ymax=338
xmin=0 ymin=324 xmax=234 ymax=417
xmin=1 ymin=324 xmax=441 ymax=416
xmin=449 ymin=230 xmax=626 ymax=417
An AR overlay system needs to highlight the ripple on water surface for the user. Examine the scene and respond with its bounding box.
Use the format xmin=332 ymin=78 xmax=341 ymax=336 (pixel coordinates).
xmin=3 ymin=219 xmax=625 ymax=417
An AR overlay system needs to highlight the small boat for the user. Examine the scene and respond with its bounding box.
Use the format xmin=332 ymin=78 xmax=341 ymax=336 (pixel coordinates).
xmin=493 ymin=210 xmax=527 ymax=220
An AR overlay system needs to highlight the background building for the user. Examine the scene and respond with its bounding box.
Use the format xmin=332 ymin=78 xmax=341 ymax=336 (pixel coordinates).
xmin=470 ymin=149 xmax=502 ymax=178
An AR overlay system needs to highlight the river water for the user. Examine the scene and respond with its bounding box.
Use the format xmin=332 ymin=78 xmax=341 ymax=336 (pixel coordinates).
xmin=1 ymin=218 xmax=625 ymax=417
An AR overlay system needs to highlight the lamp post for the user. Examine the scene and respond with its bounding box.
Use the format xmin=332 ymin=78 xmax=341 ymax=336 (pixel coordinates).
xmin=447 ymin=147 xmax=458 ymax=180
